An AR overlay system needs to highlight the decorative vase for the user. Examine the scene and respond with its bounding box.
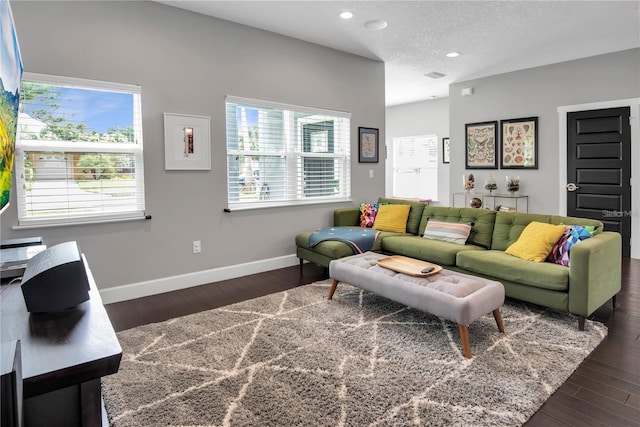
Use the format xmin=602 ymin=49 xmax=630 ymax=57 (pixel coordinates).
xmin=469 ymin=197 xmax=482 ymax=208
xmin=484 ymin=175 xmax=497 ymax=194
xmin=464 ymin=174 xmax=475 ymax=193
xmin=506 ymin=175 xmax=520 ymax=195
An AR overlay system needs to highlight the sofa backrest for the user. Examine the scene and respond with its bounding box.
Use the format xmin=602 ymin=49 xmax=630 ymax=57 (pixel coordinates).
xmin=377 ymin=197 xmax=427 ymax=235
xmin=418 ymin=206 xmax=497 ymax=248
xmin=491 ymin=211 xmax=604 ymax=251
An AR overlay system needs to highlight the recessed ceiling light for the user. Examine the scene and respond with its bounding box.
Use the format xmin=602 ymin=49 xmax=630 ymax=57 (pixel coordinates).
xmin=364 ymin=19 xmax=387 ymax=30
xmin=339 ymin=11 xmax=354 ymax=20
xmin=446 ymin=52 xmax=461 ymax=58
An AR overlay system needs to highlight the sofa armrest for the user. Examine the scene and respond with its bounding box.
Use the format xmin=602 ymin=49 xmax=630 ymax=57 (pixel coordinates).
xmin=334 ymin=208 xmax=360 ymax=226
xmin=568 ymin=231 xmax=621 ymax=317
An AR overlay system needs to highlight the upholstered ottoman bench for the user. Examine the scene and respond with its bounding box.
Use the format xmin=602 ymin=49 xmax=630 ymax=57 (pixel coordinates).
xmin=328 ymin=252 xmax=506 ymax=358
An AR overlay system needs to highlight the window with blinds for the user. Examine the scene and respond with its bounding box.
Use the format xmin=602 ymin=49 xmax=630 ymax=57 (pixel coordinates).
xmin=391 ymin=135 xmax=438 ymax=200
xmin=15 ymin=73 xmax=145 ymax=227
xmin=225 ymin=96 xmax=351 ymax=210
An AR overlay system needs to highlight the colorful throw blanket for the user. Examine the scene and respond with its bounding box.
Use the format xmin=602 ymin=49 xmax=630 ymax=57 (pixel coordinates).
xmin=308 ymin=227 xmax=380 ymax=254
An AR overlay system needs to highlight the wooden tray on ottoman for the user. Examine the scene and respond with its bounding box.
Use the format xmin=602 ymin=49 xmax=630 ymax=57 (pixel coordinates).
xmin=376 ymin=255 xmax=442 ymax=277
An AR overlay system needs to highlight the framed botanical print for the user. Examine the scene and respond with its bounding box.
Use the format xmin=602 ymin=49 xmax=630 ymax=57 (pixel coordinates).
xmin=442 ymin=137 xmax=450 ymax=164
xmin=465 ymin=121 xmax=498 ymax=169
xmin=500 ymin=117 xmax=538 ymax=169
xmin=358 ymin=127 xmax=379 ymax=163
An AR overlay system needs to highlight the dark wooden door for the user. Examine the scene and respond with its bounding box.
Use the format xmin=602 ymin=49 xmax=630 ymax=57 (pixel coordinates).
xmin=567 ymin=107 xmax=631 ymax=257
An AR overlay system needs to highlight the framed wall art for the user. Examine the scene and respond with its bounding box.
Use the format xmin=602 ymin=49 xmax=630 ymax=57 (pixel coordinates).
xmin=500 ymin=117 xmax=538 ymax=169
xmin=0 ymin=0 xmax=23 ymax=214
xmin=164 ymin=113 xmax=211 ymax=170
xmin=442 ymin=137 xmax=450 ymax=164
xmin=358 ymin=127 xmax=379 ymax=163
xmin=465 ymin=121 xmax=498 ymax=169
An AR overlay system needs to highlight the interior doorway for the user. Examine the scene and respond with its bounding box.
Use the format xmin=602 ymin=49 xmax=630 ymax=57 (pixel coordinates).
xmin=567 ymin=107 xmax=631 ymax=256
xmin=558 ymin=98 xmax=640 ymax=259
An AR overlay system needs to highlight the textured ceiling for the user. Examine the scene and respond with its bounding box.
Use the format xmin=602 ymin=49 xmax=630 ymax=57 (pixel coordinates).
xmin=156 ymin=1 xmax=640 ymax=106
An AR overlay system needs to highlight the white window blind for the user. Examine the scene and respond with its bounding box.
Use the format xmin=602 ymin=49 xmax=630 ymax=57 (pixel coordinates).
xmin=15 ymin=73 xmax=145 ymax=227
xmin=392 ymin=135 xmax=438 ymax=200
xmin=225 ymin=96 xmax=351 ymax=210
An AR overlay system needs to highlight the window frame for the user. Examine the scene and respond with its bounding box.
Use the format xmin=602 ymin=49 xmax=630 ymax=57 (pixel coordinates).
xmin=225 ymin=96 xmax=351 ymax=211
xmin=14 ymin=72 xmax=146 ymax=228
xmin=390 ymin=134 xmax=439 ymax=201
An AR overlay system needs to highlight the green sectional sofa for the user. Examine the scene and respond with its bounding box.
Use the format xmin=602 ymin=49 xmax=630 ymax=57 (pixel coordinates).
xmin=295 ymin=197 xmax=622 ymax=329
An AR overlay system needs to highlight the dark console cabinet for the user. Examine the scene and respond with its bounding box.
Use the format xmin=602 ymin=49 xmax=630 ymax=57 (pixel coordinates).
xmin=0 ymin=256 xmax=122 ymax=426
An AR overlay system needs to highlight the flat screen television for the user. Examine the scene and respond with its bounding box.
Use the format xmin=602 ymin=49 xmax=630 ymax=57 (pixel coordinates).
xmin=0 ymin=0 xmax=23 ymax=215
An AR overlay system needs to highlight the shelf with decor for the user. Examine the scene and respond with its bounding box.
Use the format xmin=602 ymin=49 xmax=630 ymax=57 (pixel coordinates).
xmin=451 ymin=192 xmax=529 ymax=212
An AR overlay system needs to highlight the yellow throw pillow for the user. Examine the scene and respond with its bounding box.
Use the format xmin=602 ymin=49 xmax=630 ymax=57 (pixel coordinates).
xmin=505 ymin=222 xmax=567 ymax=262
xmin=372 ymin=204 xmax=411 ymax=233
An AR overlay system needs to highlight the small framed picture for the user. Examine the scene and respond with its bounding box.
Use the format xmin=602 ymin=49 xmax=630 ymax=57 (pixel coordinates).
xmin=465 ymin=121 xmax=498 ymax=169
xmin=500 ymin=117 xmax=538 ymax=169
xmin=442 ymin=137 xmax=450 ymax=164
xmin=164 ymin=113 xmax=211 ymax=170
xmin=358 ymin=127 xmax=379 ymax=163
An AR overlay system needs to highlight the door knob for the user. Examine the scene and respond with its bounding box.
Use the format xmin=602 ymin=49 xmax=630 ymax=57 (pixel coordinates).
xmin=566 ymin=183 xmax=580 ymax=192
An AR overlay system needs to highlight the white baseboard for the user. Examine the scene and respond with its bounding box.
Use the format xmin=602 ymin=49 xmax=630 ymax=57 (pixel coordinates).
xmin=99 ymin=254 xmax=302 ymax=304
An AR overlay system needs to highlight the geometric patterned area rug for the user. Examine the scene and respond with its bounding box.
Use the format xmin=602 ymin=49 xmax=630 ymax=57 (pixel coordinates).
xmin=102 ymin=280 xmax=607 ymax=426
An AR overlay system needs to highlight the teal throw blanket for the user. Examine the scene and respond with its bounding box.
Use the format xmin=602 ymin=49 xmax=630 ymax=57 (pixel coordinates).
xmin=308 ymin=227 xmax=380 ymax=254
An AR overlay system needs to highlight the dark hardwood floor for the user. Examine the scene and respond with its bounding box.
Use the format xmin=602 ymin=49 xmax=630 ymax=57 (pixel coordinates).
xmin=105 ymin=258 xmax=640 ymax=426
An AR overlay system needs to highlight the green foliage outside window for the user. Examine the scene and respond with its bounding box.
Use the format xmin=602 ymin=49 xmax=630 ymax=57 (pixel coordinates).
xmin=20 ymin=82 xmax=134 ymax=143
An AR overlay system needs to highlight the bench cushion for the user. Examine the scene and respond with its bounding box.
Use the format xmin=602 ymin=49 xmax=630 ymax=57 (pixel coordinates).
xmin=329 ymin=252 xmax=504 ymax=326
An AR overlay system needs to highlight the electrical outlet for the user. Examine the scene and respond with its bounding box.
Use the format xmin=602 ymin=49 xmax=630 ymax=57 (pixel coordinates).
xmin=192 ymin=240 xmax=201 ymax=254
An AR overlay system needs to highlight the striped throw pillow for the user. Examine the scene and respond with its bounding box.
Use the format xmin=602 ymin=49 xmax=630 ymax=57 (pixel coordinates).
xmin=423 ymin=220 xmax=472 ymax=245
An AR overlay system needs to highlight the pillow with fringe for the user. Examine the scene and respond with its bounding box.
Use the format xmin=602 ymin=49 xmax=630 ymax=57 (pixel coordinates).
xmin=359 ymin=202 xmax=379 ymax=228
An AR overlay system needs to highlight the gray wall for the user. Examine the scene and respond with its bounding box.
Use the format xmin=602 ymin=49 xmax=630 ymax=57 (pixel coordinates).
xmin=389 ymin=49 xmax=639 ymax=257
xmin=4 ymin=1 xmax=386 ymax=291
xmin=449 ymin=49 xmax=639 ymax=215
xmin=385 ymin=98 xmax=450 ymax=204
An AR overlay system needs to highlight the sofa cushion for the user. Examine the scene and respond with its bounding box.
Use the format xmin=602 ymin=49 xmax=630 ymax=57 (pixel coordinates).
xmin=491 ymin=211 xmax=603 ymax=251
xmin=377 ymin=197 xmax=426 ymax=235
xmin=456 ymin=250 xmax=569 ymax=291
xmin=373 ymin=204 xmax=411 ymax=233
xmin=295 ymin=231 xmax=356 ymax=260
xmin=382 ymin=235 xmax=485 ymax=266
xmin=505 ymin=221 xmax=566 ymax=262
xmin=418 ymin=206 xmax=496 ymax=249
xmin=423 ymin=220 xmax=472 ymax=245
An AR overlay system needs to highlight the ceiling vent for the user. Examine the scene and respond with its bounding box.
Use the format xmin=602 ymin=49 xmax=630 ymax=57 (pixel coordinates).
xmin=425 ymin=71 xmax=446 ymax=79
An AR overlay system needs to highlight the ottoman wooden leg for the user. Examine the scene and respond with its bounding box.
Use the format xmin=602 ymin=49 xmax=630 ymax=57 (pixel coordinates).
xmin=492 ymin=308 xmax=506 ymax=333
xmin=328 ymin=279 xmax=339 ymax=300
xmin=458 ymin=324 xmax=472 ymax=359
